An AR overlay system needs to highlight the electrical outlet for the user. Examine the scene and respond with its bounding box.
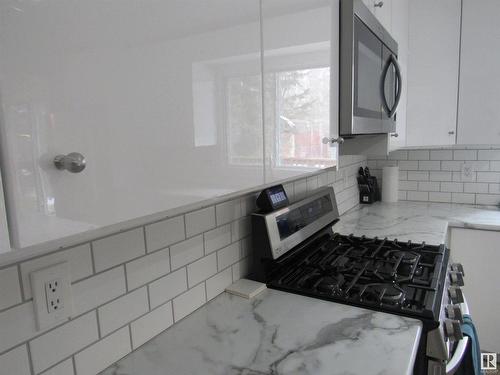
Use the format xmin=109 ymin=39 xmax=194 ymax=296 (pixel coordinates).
xmin=461 ymin=163 xmax=475 ymax=182
xmin=30 ymin=262 xmax=73 ymax=330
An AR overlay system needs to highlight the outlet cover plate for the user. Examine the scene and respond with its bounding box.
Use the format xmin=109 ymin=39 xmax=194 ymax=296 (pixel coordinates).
xmin=30 ymin=262 xmax=73 ymax=330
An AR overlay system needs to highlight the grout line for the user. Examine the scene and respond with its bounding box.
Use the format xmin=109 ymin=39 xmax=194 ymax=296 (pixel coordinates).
xmin=142 ymin=226 xmax=148 ymax=253
xmin=89 ymin=242 xmax=96 ymax=275
xmin=16 ymin=263 xmax=26 ymax=302
xmin=72 ymin=356 xmax=77 ymax=375
xmin=26 ymin=342 xmax=35 ymax=375
xmin=96 ymin=307 xmax=102 ymax=339
xmin=128 ymin=324 xmax=134 ymax=351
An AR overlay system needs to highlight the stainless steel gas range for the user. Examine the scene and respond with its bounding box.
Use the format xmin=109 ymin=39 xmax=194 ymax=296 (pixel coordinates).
xmin=251 ymin=187 xmax=470 ymax=375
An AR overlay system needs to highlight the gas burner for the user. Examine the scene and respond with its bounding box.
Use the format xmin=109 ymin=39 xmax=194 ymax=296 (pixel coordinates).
xmin=316 ymin=275 xmax=344 ymax=294
xmin=387 ymin=250 xmax=420 ymax=263
xmin=361 ymin=283 xmax=405 ymax=305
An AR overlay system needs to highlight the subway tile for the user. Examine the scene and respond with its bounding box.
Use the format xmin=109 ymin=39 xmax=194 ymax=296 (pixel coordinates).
xmin=145 ymin=216 xmax=185 ymax=252
xmin=429 ymin=192 xmax=452 ymax=203
xmin=204 ymin=224 xmax=231 ymax=255
xmin=74 ymin=326 xmax=130 ymax=375
xmin=0 ymin=302 xmax=38 ymax=353
xmin=282 ymin=183 xmax=295 ymax=201
xmin=399 ymin=181 xmax=418 ymax=191
xmin=172 ymin=283 xmax=206 ymax=322
xmin=464 ymin=183 xmax=489 ymax=194
xmin=475 ymin=194 xmax=500 ymax=205
xmin=93 ymin=228 xmax=145 ymax=272
xmin=490 ymin=161 xmax=500 ymax=171
xmin=40 ymin=358 xmax=74 ymax=375
xmin=376 ymin=160 xmax=397 ymax=168
xmin=318 ymin=173 xmax=329 ymax=187
xmin=231 ymin=217 xmax=251 ymax=242
xmin=429 ymin=171 xmax=452 ymax=181
xmin=185 ymin=206 xmax=215 ymax=238
xmin=170 ymin=235 xmax=204 ymax=270
xmin=306 ymin=176 xmax=319 ymax=191
xmin=441 ymin=182 xmax=463 ymax=193
xmin=30 ymin=311 xmax=98 ymax=374
xmin=388 ymin=150 xmax=408 ymax=160
xmin=407 ymin=191 xmax=429 ymax=201
xmin=399 ymin=171 xmax=408 ymax=180
xmin=407 ymin=171 xmax=429 ymax=181
xmin=418 ymin=181 xmax=440 ymax=192
xmin=232 ymin=257 xmax=252 ymax=281
xmin=131 ymin=301 xmax=173 ymax=349
xmin=327 ymin=170 xmax=336 ymax=184
xmin=240 ymin=194 xmax=257 ymax=216
xmin=148 ymin=268 xmax=187 ymax=309
xmin=468 ymin=161 xmax=490 ymax=172
xmin=72 ymin=266 xmax=126 ymax=315
xmin=294 ymin=179 xmax=307 ymax=200
xmin=0 ymin=266 xmax=22 ymax=310
xmin=126 ymin=248 xmax=170 ymax=290
xmin=441 ymin=161 xmax=464 ymax=171
xmin=453 ymin=150 xmax=477 ymax=160
xmin=451 ymin=193 xmax=475 ymax=204
xmin=398 ymin=161 xmax=419 ymax=170
xmin=418 ymin=161 xmax=441 ymax=171
xmin=478 ymin=150 xmax=500 ymax=160
xmin=217 ymin=242 xmax=240 ymax=271
xmin=98 ymin=287 xmax=148 ymax=336
xmin=187 ymin=253 xmax=217 ymax=288
xmin=206 ymin=268 xmax=233 ymax=301
xmin=489 ymin=184 xmax=500 ymax=194
xmin=0 ymin=345 xmax=31 ymax=375
xmin=477 ymin=172 xmax=500 ymax=183
xmin=398 ymin=191 xmax=407 ymax=200
xmin=430 ymin=150 xmax=452 ymax=160
xmin=240 ymin=237 xmax=252 ymax=258
xmin=20 ymin=243 xmax=93 ymax=299
xmin=408 ymin=150 xmax=429 ymax=160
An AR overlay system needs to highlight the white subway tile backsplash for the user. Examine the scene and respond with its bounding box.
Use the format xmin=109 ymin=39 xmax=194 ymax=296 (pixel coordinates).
xmin=441 ymin=161 xmax=464 ymax=171
xmin=126 ymin=248 xmax=170 ymax=290
xmin=475 ymin=194 xmax=500 ymax=205
xmin=20 ymin=243 xmax=93 ymax=299
xmin=204 ymin=225 xmax=231 ymax=255
xmin=407 ymin=191 xmax=429 ymax=201
xmin=453 ymin=150 xmax=477 ymax=160
xmin=187 ymin=253 xmax=217 ymax=288
xmin=145 ymin=216 xmax=185 ymax=252
xmin=430 ymin=150 xmax=452 ymax=160
xmin=74 ymin=326 xmax=130 ymax=375
xmin=399 ymin=171 xmax=408 ymax=180
xmin=441 ymin=182 xmax=463 ymax=193
xmin=478 ymin=150 xmax=500 ymax=160
xmin=0 ymin=266 xmax=21 ymax=310
xmin=407 ymin=171 xmax=429 ymax=181
xmin=231 ymin=217 xmax=250 ymax=242
xmin=418 ymin=182 xmax=440 ymax=192
xmin=0 ymin=345 xmax=31 ymax=375
xmin=318 ymin=173 xmax=329 ymax=187
xmin=206 ymin=268 xmax=233 ymax=301
xmin=477 ymin=172 xmax=500 ymax=183
xmin=294 ymin=179 xmax=307 ymax=200
xmin=30 ymin=311 xmax=98 ymax=373
xmin=73 ymin=266 xmax=126 ymax=315
xmin=468 ymin=161 xmax=490 ymax=172
xmin=232 ymin=257 xmax=251 ymax=281
xmin=489 ymin=184 xmax=500 ymax=194
xmin=463 ymin=183 xmax=489 ymax=194
xmin=399 ymin=181 xmax=418 ymax=191
xmin=40 ymin=358 xmax=74 ymax=375
xmin=217 ymin=243 xmax=240 ymax=271
xmin=148 ymin=268 xmax=187 ymax=309
xmin=429 ymin=171 xmax=452 ymax=181
xmin=172 ymin=283 xmax=206 ymax=322
xmin=409 ymin=150 xmax=429 ymax=160
xmin=0 ymin=302 xmax=38 ymax=353
xmin=98 ymin=287 xmax=148 ymax=336
xmin=93 ymin=229 xmax=145 ymax=272
xmin=451 ymin=193 xmax=475 ymax=204
xmin=306 ymin=176 xmax=319 ymax=191
xmin=170 ymin=235 xmax=204 ymax=270
xmin=131 ymin=302 xmax=173 ymax=349
xmin=490 ymin=161 xmax=500 ymax=171
xmin=419 ymin=161 xmax=441 ymax=171
xmin=388 ymin=150 xmax=408 ymax=160
xmin=185 ymin=206 xmax=215 ymax=238
xmin=398 ymin=191 xmax=407 ymax=200
xmin=215 ymin=200 xmax=240 ymax=226
xmin=398 ymin=160 xmax=419 ymax=170
xmin=429 ymin=192 xmax=452 ymax=203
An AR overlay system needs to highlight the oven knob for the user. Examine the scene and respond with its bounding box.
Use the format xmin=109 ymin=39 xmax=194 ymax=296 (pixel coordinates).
xmin=448 ymin=286 xmax=464 ymax=304
xmin=449 ymin=271 xmax=465 ymax=286
xmin=451 ymin=263 xmax=465 ymax=276
xmin=444 ymin=319 xmax=463 ymax=342
xmin=445 ymin=304 xmax=464 ymax=323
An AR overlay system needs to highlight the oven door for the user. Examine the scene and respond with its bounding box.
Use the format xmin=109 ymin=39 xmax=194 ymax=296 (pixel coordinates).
xmin=446 ymin=296 xmax=471 ymax=375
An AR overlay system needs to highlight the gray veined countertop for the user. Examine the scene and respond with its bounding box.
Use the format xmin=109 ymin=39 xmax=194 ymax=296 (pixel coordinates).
xmin=102 ymin=289 xmax=421 ymax=375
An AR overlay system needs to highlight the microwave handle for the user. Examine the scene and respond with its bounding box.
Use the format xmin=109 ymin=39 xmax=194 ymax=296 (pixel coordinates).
xmin=381 ymin=54 xmax=402 ymax=118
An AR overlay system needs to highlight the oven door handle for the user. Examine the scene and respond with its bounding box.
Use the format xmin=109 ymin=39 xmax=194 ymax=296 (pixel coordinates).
xmin=381 ymin=54 xmax=402 ymax=118
xmin=446 ymin=296 xmax=471 ymax=375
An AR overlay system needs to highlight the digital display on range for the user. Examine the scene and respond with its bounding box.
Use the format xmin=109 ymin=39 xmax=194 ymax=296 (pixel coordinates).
xmin=269 ymin=191 xmax=287 ymax=205
xmin=276 ymin=195 xmax=333 ymax=240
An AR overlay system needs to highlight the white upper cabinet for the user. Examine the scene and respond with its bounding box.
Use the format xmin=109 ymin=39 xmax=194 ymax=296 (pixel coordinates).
xmin=406 ymin=0 xmax=461 ymax=147
xmin=457 ymin=0 xmax=500 ymax=145
xmin=261 ymin=0 xmax=339 ymax=183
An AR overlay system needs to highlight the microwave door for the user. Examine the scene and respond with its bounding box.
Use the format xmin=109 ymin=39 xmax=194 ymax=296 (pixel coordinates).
xmin=381 ymin=46 xmax=401 ymax=132
xmin=352 ymin=17 xmax=383 ymax=134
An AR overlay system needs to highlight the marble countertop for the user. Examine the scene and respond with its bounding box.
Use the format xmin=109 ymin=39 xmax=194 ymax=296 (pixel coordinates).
xmin=102 ymin=289 xmax=421 ymax=375
xmin=334 ymin=201 xmax=500 ymax=245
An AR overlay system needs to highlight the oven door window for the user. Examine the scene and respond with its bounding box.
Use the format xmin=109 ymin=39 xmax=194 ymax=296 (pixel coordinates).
xmin=353 ymin=16 xmax=383 ymax=120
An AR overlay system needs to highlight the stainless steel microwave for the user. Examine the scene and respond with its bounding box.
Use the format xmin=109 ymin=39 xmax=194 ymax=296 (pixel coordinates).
xmin=339 ymin=0 xmax=401 ymax=136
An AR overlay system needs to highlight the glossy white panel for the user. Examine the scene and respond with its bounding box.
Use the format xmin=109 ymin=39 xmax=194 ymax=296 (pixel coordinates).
xmin=261 ymin=0 xmax=339 ymax=184
xmin=0 ymin=0 xmax=263 ymax=248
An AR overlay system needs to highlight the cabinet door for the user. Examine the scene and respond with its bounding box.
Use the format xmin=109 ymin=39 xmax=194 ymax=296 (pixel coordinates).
xmin=450 ymin=228 xmax=500 ymax=353
xmin=406 ymin=0 xmax=461 ymax=147
xmin=261 ymin=0 xmax=339 ymax=183
xmin=457 ymin=0 xmax=500 ymax=145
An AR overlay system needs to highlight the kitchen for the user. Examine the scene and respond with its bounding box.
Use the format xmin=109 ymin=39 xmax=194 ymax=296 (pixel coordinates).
xmin=0 ymin=0 xmax=499 ymax=374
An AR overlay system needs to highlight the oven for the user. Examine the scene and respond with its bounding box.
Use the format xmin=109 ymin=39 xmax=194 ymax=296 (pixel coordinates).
xmin=340 ymin=0 xmax=401 ymax=136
